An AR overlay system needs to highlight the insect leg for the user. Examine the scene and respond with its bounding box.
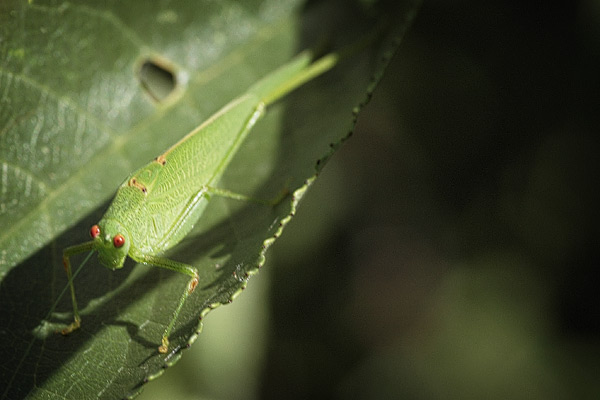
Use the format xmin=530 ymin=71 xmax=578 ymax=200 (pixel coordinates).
xmin=130 ymin=252 xmax=199 ymax=354
xmin=61 ymin=241 xmax=95 ymax=335
xmin=206 ymin=185 xmax=288 ymax=206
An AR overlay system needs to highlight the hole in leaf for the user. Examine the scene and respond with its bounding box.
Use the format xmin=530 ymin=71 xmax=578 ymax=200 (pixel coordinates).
xmin=138 ymin=58 xmax=176 ymax=102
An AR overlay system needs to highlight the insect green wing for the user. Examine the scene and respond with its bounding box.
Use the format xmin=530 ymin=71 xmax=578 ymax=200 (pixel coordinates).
xmin=61 ymin=51 xmax=338 ymax=353
xmin=131 ymin=94 xmax=263 ymax=254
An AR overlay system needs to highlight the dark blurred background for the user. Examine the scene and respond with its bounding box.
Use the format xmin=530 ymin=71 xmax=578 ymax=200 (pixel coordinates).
xmin=141 ymin=0 xmax=600 ymax=398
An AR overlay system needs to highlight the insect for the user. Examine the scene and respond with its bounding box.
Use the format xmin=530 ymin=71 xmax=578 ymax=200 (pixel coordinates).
xmin=61 ymin=51 xmax=337 ymax=353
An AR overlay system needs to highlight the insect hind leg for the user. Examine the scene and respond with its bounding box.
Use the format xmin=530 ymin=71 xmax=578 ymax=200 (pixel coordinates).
xmin=206 ymin=185 xmax=289 ymax=206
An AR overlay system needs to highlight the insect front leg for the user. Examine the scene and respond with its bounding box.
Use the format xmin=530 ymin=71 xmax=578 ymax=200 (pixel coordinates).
xmin=61 ymin=241 xmax=95 ymax=335
xmin=130 ymin=252 xmax=199 ymax=354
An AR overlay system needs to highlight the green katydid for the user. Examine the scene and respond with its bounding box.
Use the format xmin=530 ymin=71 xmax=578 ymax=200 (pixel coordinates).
xmin=61 ymin=51 xmax=337 ymax=353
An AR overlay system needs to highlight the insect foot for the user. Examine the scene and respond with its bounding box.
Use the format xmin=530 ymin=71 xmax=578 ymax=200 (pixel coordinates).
xmin=269 ymin=186 xmax=290 ymax=206
xmin=60 ymin=317 xmax=81 ymax=335
xmin=158 ymin=337 xmax=169 ymax=354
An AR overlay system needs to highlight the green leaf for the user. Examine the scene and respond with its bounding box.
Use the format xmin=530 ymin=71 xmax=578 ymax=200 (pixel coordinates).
xmin=0 ymin=0 xmax=419 ymax=398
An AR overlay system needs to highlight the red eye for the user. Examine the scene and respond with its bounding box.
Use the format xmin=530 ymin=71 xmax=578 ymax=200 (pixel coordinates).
xmin=113 ymin=234 xmax=125 ymax=248
xmin=90 ymin=225 xmax=100 ymax=238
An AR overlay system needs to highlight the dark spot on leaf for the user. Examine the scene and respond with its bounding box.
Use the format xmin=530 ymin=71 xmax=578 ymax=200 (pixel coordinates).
xmin=138 ymin=58 xmax=176 ymax=102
